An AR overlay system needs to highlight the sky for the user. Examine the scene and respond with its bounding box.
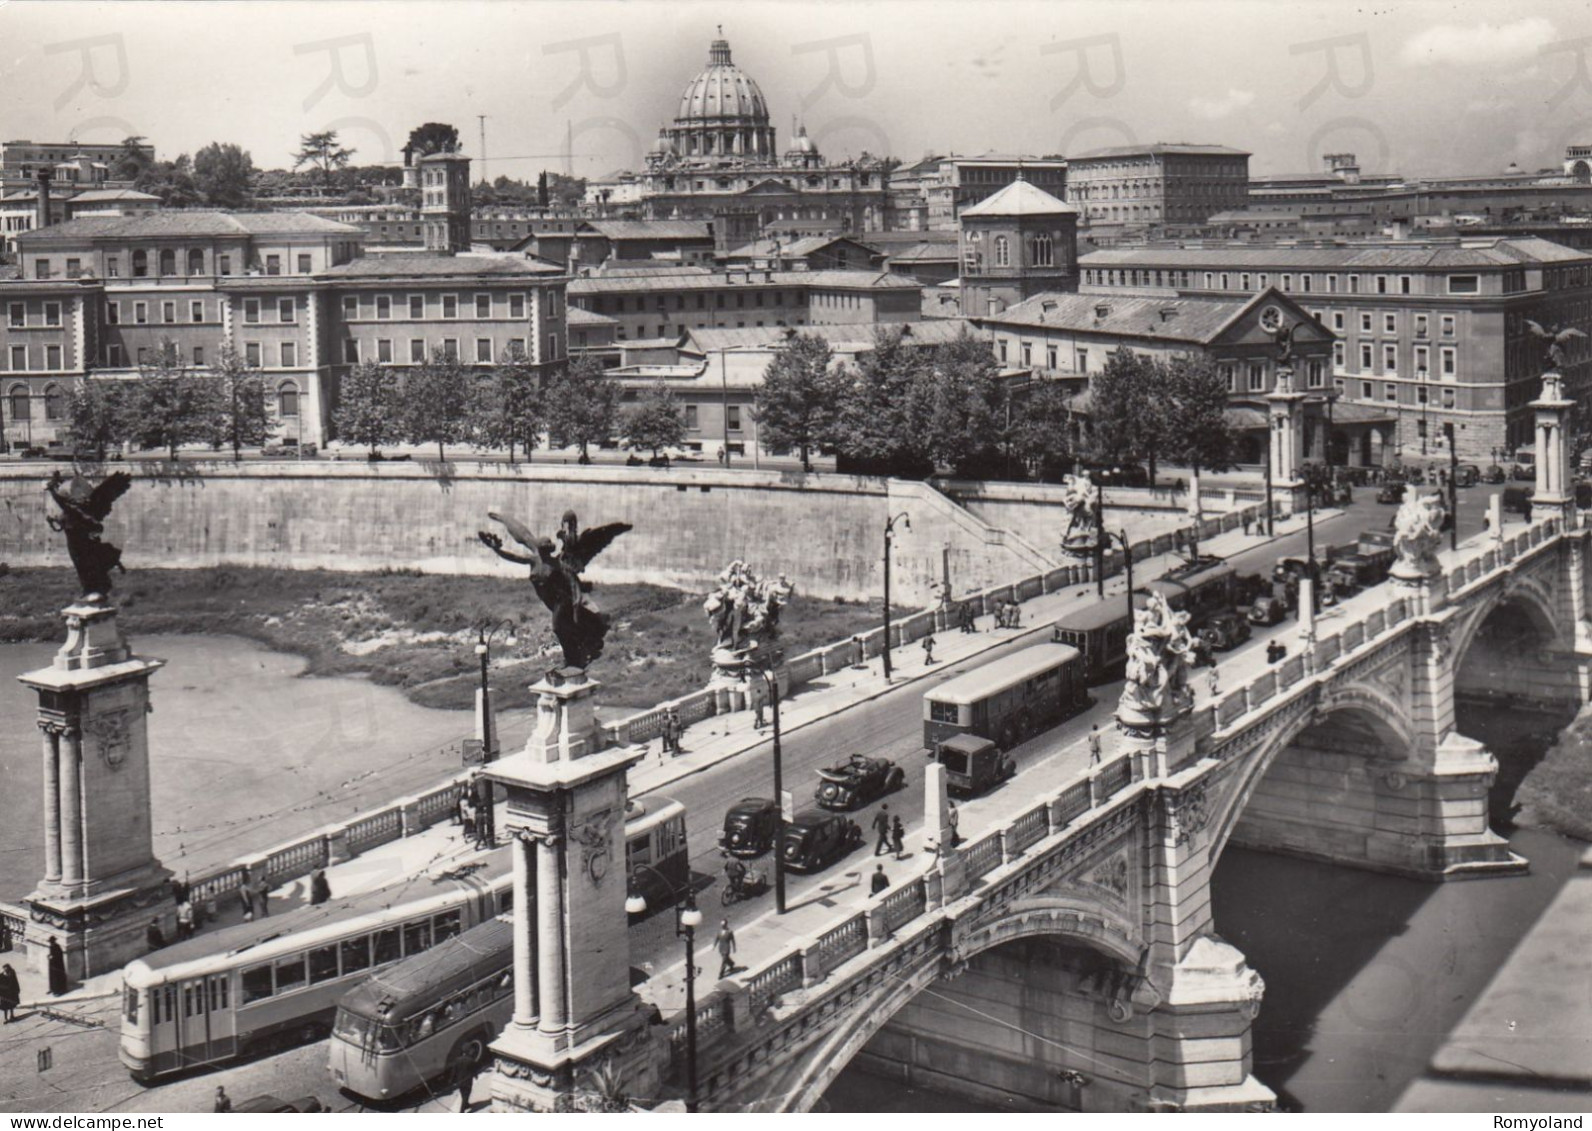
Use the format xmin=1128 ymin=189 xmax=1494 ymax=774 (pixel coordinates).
xmin=2 ymin=0 xmax=1591 ymax=183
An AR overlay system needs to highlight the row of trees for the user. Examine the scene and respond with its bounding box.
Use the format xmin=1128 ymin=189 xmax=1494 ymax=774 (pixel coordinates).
xmin=754 ymin=328 xmax=1238 ymax=483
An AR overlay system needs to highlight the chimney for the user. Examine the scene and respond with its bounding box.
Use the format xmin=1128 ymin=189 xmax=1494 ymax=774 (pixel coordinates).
xmin=1094 ymin=302 xmax=1111 ymax=319
xmin=1159 ymin=306 xmax=1178 ymax=322
xmin=34 ymin=169 xmax=52 ymax=232
xmin=1040 ymin=299 xmax=1059 ymax=314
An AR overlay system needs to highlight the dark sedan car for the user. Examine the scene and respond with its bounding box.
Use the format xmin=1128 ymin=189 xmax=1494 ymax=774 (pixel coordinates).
xmin=782 ymin=810 xmax=862 ymax=874
xmin=815 ymin=753 xmax=905 ymax=811
xmin=720 ymin=797 xmax=779 ymax=858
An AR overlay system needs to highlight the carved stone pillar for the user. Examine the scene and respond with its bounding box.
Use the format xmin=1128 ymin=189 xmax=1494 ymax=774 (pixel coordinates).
xmin=535 ymin=833 xmax=566 ymax=1035
xmin=58 ymin=725 xmax=83 ymax=887
xmin=40 ymin=724 xmax=61 ymax=884
xmin=512 ymin=831 xmax=538 ymax=1029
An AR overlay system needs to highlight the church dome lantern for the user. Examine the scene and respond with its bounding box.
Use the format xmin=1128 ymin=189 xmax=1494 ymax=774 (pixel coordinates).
xmin=668 ymin=29 xmax=777 ymax=164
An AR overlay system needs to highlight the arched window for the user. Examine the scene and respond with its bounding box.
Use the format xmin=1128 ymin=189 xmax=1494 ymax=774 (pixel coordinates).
xmin=158 ymin=249 xmax=176 ymax=276
xmin=278 ymin=382 xmax=299 ymax=418
xmin=43 ymin=384 xmax=62 ymax=420
xmin=1031 ymin=235 xmax=1054 ymax=268
xmin=8 ymin=385 xmax=29 ymax=422
xmin=187 ymin=249 xmax=204 ymax=275
xmin=994 ymin=235 xmax=1009 ymax=267
xmin=132 ymin=250 xmax=148 ymax=277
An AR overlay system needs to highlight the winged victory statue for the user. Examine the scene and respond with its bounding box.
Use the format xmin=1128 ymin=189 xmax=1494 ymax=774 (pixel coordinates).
xmin=45 ymin=470 xmax=133 ymax=599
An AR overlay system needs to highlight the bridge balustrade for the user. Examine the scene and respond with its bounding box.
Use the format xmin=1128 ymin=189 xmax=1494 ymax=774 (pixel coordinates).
xmin=1216 ymin=690 xmax=1248 ymax=728
xmin=345 ymin=806 xmax=403 ymax=853
xmin=1052 ymin=779 xmax=1092 ymax=826
xmin=0 ymin=905 xmax=25 ymax=952
xmin=263 ymin=835 xmax=329 ymax=885
xmin=1098 ymin=754 xmax=1133 ymax=797
xmin=881 ymin=880 xmax=928 ymax=933
xmin=668 ymin=996 xmax=732 ymax=1067
xmin=1043 ymin=565 xmax=1072 ymax=592
xmin=189 ymin=864 xmax=250 ymax=904
xmin=812 ymin=913 xmax=868 ymax=980
xmin=748 ymin=951 xmax=805 ymax=1014
xmin=1005 ymin=804 xmax=1050 ymax=857
xmin=1365 ymin=608 xmax=1387 ymax=638
xmin=1249 ymin=670 xmax=1278 ymax=705
xmin=784 ymin=651 xmax=823 ymax=686
xmin=1315 ymin=634 xmax=1341 ymax=666
xmin=412 ymin=779 xmax=460 ymax=829
xmin=1277 ymin=655 xmax=1305 ymax=688
xmin=1342 ymin=622 xmax=1366 ymax=651
xmin=1016 ymin=576 xmax=1044 ymax=602
xmin=964 ymin=834 xmax=1002 ymax=882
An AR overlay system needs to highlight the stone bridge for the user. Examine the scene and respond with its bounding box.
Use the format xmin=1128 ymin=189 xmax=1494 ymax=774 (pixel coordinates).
xmin=481 ymin=388 xmax=1590 ymax=1113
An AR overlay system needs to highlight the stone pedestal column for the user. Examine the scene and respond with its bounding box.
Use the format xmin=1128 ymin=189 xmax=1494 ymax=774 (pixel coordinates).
xmin=1266 ymin=383 xmax=1310 ymax=511
xmin=1532 ymin=371 xmax=1575 ymax=518
xmin=39 ymin=724 xmax=62 ymax=884
xmin=535 ymin=834 xmax=566 ymax=1037
xmin=511 ymin=832 xmax=538 ymax=1029
xmin=523 ymin=672 xmax=600 ymax=764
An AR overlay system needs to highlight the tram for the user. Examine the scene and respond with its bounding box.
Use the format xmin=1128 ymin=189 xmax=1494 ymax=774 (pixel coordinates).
xmin=922 ymin=642 xmax=1089 ymax=752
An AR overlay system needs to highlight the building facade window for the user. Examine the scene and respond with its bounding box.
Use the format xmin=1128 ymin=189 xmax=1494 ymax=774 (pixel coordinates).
xmin=343 ymin=340 xmax=359 ymax=364
xmin=1383 ymin=344 xmax=1397 ymax=373
xmin=727 ymin=405 xmax=742 ymax=431
xmin=376 ymin=295 xmax=391 ymax=320
xmin=410 ymin=339 xmax=425 ymax=362
xmin=377 ymin=339 xmax=393 ymax=363
xmin=994 ymin=235 xmax=1009 ymax=267
xmin=409 ymin=295 xmax=424 ymax=318
xmin=6 ymin=303 xmax=22 ymax=328
xmin=443 ymin=295 xmax=459 ymax=319
xmin=476 ymin=338 xmax=492 ymax=362
xmin=1248 ymin=363 xmax=1265 ymax=391
xmin=280 ymin=342 xmax=297 ymax=367
xmin=245 ymin=342 xmax=262 ymax=366
xmin=245 ymin=299 xmax=260 ymax=324
xmin=278 ymin=383 xmax=299 ymax=417
xmin=192 ymin=301 xmax=204 ymax=323
xmin=510 ymin=293 xmax=526 ymax=318
xmin=159 ymin=249 xmax=175 ymax=276
xmin=161 ymin=302 xmax=173 ymax=324
xmin=1441 ymin=346 xmax=1456 ymax=378
xmin=476 ymin=294 xmax=491 ymax=318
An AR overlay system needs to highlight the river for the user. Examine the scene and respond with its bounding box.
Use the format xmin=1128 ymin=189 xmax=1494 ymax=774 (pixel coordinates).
xmin=824 ymin=704 xmax=1587 ymax=1113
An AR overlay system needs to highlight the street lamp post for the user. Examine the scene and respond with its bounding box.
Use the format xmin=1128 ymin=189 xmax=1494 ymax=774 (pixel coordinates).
xmin=882 ymin=512 xmax=911 ymax=681
xmin=749 ymin=658 xmax=787 ymax=915
xmin=1094 ymin=474 xmax=1115 ymax=598
xmin=1444 ymin=421 xmax=1459 ymax=551
xmin=473 ymin=620 xmax=519 ymax=763
xmin=625 ymin=881 xmax=704 ymax=1111
xmin=1103 ymin=528 xmax=1134 ymax=625
xmin=1263 ymin=432 xmax=1275 ymax=537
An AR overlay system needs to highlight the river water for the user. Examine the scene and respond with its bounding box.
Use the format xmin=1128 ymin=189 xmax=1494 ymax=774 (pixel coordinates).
xmin=824 ymin=704 xmax=1587 ymax=1113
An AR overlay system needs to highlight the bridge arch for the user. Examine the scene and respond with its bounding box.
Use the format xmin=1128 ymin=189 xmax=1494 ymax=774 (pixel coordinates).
xmin=772 ymin=899 xmax=1144 ymax=1112
xmin=1451 ymin=575 xmax=1564 ymax=670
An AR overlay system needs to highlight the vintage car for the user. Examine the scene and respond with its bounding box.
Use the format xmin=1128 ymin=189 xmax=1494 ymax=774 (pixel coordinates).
xmin=781 ymin=810 xmax=862 ymax=874
xmin=1198 ymin=610 xmax=1252 ymax=652
xmin=1455 ymin=464 xmax=1481 ymax=488
xmin=931 ymin=734 xmax=1016 ymax=798
xmin=1248 ymin=592 xmax=1291 ymax=627
xmin=232 ymin=1096 xmax=326 ymax=1113
xmin=815 ymin=753 xmax=906 ymax=811
xmin=1484 ymin=464 xmax=1508 ymax=484
xmin=1376 ymin=480 xmax=1408 ymax=504
xmin=719 ymin=797 xmax=779 ymax=858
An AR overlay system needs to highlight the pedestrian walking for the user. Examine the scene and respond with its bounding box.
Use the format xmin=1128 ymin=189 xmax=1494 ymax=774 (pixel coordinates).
xmin=890 ymin=816 xmax=906 ymax=859
xmin=145 ymin=919 xmax=166 ymax=951
xmin=751 ymin=680 xmax=767 ymax=729
xmin=947 ymin=800 xmax=963 ymax=847
xmin=922 ymin=634 xmax=937 ymax=665
xmin=1207 ymin=665 xmax=1220 ymax=700
xmin=660 ymin=710 xmax=678 ymax=755
xmin=669 ymin=708 xmax=684 ymax=752
xmin=252 ymin=878 xmax=270 ymax=920
xmin=47 ymin=938 xmax=67 ymax=997
xmin=239 ymin=877 xmax=255 ymax=921
xmin=1008 ymin=601 xmax=1021 ymax=629
xmin=715 ymin=920 xmax=737 ymax=978
xmin=1242 ymin=515 xmax=1251 ymax=537
xmin=213 ymin=1087 xmax=232 ymax=1113
xmin=176 ymin=900 xmax=195 ymax=941
xmin=0 ymin=963 xmax=20 ymax=1023
xmin=724 ymin=857 xmax=747 ymax=900
xmin=310 ymin=869 xmax=332 ymax=906
xmin=872 ymin=805 xmax=892 ymax=855
xmin=959 ymin=602 xmax=975 ymax=634
xmin=870 ymin=864 xmax=891 ymax=897
xmin=1088 ymin=724 xmax=1103 ymax=766
xmin=453 ymin=1055 xmax=478 ymax=1113
xmin=460 ymin=794 xmax=477 ymax=843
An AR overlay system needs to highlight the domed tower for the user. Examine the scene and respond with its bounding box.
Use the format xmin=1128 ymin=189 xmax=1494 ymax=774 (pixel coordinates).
xmin=645 ymin=127 xmax=678 ymax=169
xmin=958 ymin=176 xmax=1080 ymax=316
xmin=782 ymin=124 xmax=823 ymax=170
xmin=667 ymin=30 xmax=776 ymax=164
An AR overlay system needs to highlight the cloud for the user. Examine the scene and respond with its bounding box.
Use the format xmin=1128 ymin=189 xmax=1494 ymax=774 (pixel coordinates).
xmin=1399 ymin=17 xmax=1556 ymax=67
xmin=1189 ymin=88 xmax=1255 ymax=120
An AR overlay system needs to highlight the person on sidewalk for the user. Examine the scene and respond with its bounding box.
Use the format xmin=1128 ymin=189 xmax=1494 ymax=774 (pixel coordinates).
xmin=959 ymin=603 xmax=976 ymax=634
xmin=453 ymin=1056 xmax=478 ymax=1113
xmin=751 ymin=680 xmax=768 ymax=730
xmin=310 ymin=869 xmax=332 ymax=906
xmin=176 ymin=900 xmax=195 ymax=942
xmin=145 ymin=919 xmax=166 ymax=951
xmin=1008 ymin=601 xmax=1021 ymax=629
xmin=252 ymin=879 xmax=270 ymax=920
xmin=660 ymin=709 xmax=678 ymax=755
xmin=922 ymin=634 xmax=937 ymax=665
xmin=947 ymin=801 xmax=963 ymax=847
xmin=1207 ymin=664 xmax=1220 ymax=700
xmin=870 ymin=864 xmax=891 ymax=897
xmin=0 ymin=963 xmax=20 ymax=1023
xmin=872 ymin=805 xmax=892 ymax=855
xmin=715 ymin=920 xmax=737 ymax=978
xmin=1088 ymin=724 xmax=1103 ymax=766
xmin=47 ymin=938 xmax=67 ymax=997
xmin=891 ymin=816 xmax=906 ymax=859
xmin=213 ymin=1087 xmax=232 ymax=1114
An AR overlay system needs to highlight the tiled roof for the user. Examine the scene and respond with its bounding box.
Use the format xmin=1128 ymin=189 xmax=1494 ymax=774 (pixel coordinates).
xmin=569 ymin=269 xmax=922 ymax=294
xmin=685 ymin=319 xmax=978 ymax=352
xmin=960 ymin=179 xmax=1077 ymax=218
xmin=1071 ymin=143 xmax=1251 ymax=160
xmin=1080 ymin=238 xmax=1592 ymax=270
xmin=983 ymin=291 xmax=1252 ymax=344
xmin=886 ymin=241 xmax=959 ymax=263
xmin=319 ymin=253 xmax=564 ymax=279
xmin=568 ymin=307 xmax=618 ymax=326
xmin=584 ymin=220 xmax=712 ymax=241
xmin=727 ymin=235 xmax=876 ymax=259
xmin=18 ymin=210 xmax=363 ymax=241
xmin=64 ymin=188 xmax=161 ymax=203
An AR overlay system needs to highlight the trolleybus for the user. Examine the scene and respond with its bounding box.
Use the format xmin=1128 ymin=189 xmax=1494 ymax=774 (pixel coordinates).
xmin=922 ymin=642 xmax=1088 ymax=752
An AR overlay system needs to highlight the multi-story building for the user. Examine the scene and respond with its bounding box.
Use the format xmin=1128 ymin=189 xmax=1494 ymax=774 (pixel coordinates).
xmin=884 ymin=154 xmax=1068 ymax=231
xmin=958 ymin=179 xmax=1081 ymax=316
xmin=1065 ymin=143 xmax=1250 ymax=228
xmin=722 ymin=235 xmax=884 ymax=272
xmin=1 ymin=140 xmax=149 ymax=189
xmin=1 ymin=185 xmax=569 ymax=451
xmin=975 ymin=288 xmax=1335 ymax=466
xmin=1076 ymin=238 xmax=1592 ymax=461
xmin=566 ymin=267 xmax=923 ymax=343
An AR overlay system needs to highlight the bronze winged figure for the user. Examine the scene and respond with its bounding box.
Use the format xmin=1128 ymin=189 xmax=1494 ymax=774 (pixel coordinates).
xmin=1524 ymin=320 xmax=1588 ymax=373
xmin=478 ymin=509 xmax=632 ymax=670
xmin=45 ymin=470 xmax=133 ymax=598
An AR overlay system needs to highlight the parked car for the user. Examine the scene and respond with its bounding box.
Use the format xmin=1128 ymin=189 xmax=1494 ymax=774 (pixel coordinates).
xmin=814 ymin=753 xmax=905 ymax=811
xmin=1249 ymin=593 xmax=1291 ymax=627
xmin=1455 ymin=464 xmax=1481 ymax=488
xmin=1198 ymin=610 xmax=1252 ymax=652
xmin=1376 ymin=481 xmax=1407 ymax=504
xmin=1503 ymin=486 xmax=1536 ymax=516
xmin=719 ymin=798 xmax=779 ymax=858
xmin=231 ymin=1095 xmax=325 ymax=1113
xmin=781 ymin=810 xmax=862 ymax=874
xmin=931 ymin=733 xmax=1015 ymax=798
xmin=1484 ymin=464 xmax=1508 ymax=484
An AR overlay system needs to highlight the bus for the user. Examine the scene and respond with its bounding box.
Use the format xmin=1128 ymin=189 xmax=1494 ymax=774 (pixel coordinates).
xmin=922 ymin=642 xmax=1088 ymax=753
xmin=120 ymin=854 xmax=513 ymax=1083
xmin=624 ymin=795 xmax=689 ymax=917
xmin=329 ymin=916 xmax=514 ymax=1101
xmin=1054 ymin=558 xmax=1241 ymax=684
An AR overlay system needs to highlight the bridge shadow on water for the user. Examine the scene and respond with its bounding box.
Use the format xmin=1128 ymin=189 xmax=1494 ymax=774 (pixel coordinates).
xmin=1455 ymin=699 xmax=1575 ymax=831
xmin=1210 ymin=846 xmax=1437 ymax=1111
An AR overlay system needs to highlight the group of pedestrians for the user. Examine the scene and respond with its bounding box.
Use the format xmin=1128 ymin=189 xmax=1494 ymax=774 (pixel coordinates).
xmin=993 ymin=600 xmax=1022 ymax=630
xmin=871 ymin=804 xmax=906 ymax=859
xmin=659 ymin=707 xmax=684 ymax=755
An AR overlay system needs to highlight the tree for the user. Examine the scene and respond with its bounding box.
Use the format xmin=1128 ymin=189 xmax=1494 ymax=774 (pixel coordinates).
xmin=193 ymin=142 xmax=256 ymax=209
xmin=208 ymin=344 xmax=270 ymax=461
xmin=67 ymin=377 xmax=129 ymax=460
xmin=111 ymin=136 xmax=153 ymax=181
xmin=467 ymin=344 xmax=544 ymax=462
xmin=294 ymin=130 xmax=356 ymax=186
xmin=334 ymin=360 xmax=401 ymax=458
xmin=753 ymin=332 xmax=841 ymax=471
xmin=1162 ymin=353 xmax=1238 ymax=513
xmin=622 ymin=381 xmax=686 ymax=457
xmin=402 ymin=348 xmax=471 ymax=462
xmin=544 ymin=357 xmax=619 ymax=462
xmin=1087 ymin=347 xmax=1168 ymax=479
xmin=407 ymin=122 xmax=460 ymax=157
xmin=124 ymin=340 xmax=220 ymax=459
xmin=923 ymin=330 xmax=1007 ymax=478
xmin=134 ymin=155 xmax=201 ymax=208
xmin=831 ymin=326 xmax=935 ymax=478
xmin=1012 ymin=378 xmax=1079 ymax=479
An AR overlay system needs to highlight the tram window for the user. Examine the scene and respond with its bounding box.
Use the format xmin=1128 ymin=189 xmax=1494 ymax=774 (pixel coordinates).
xmin=660 ymin=817 xmax=685 ymax=856
xmin=210 ymin=980 xmax=228 ymax=1011
xmin=341 ymin=936 xmax=371 ymax=974
xmin=629 ymin=838 xmax=653 ymax=868
xmin=402 ymin=919 xmax=432 ymax=955
xmin=377 ymin=1024 xmax=403 ymax=1052
xmin=929 ymin=700 xmax=959 ymax=725
xmin=433 ymin=910 xmax=462 ymax=942
xmin=185 ymin=985 xmax=200 ymax=1017
xmin=498 ymin=890 xmax=513 ymax=914
xmin=163 ymin=987 xmax=177 ymax=1023
xmin=124 ymin=986 xmax=139 ymax=1023
xmin=241 ymin=965 xmax=273 ymax=1004
xmin=309 ymin=944 xmax=340 ymax=984
xmin=373 ymin=928 xmax=401 ymax=965
xmin=275 ymin=955 xmax=307 ymax=994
